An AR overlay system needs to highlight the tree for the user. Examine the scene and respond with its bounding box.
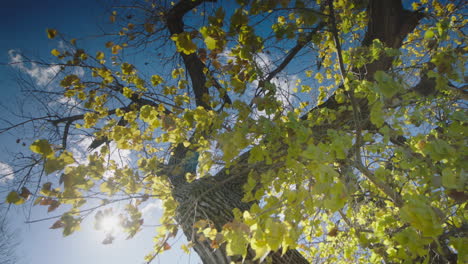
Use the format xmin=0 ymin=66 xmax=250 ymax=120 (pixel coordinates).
xmin=0 ymin=207 xmax=20 ymax=264
xmin=2 ymin=0 xmax=467 ymax=263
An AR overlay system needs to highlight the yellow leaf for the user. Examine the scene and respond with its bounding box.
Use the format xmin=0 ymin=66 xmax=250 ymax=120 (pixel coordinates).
xmin=51 ymin=49 xmax=60 ymax=56
xmin=151 ymin=75 xmax=164 ymax=86
xmin=123 ymin=87 xmax=134 ymax=98
xmin=47 ymin=28 xmax=57 ymax=39
xmin=121 ymin=63 xmax=134 ymax=75
xmin=144 ymin=23 xmax=154 ymax=33
xmin=96 ymin=51 xmax=105 ymax=60
xmin=112 ymin=45 xmax=122 ymax=54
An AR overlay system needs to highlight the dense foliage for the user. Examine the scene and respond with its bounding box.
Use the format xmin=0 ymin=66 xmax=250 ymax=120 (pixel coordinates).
xmin=3 ymin=0 xmax=467 ymax=263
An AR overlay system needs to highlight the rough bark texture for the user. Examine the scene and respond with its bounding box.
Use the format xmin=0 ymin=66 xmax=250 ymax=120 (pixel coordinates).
xmin=163 ymin=1 xmax=425 ymax=263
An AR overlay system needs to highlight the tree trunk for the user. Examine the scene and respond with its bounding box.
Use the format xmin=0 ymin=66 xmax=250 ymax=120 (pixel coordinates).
xmin=170 ymin=151 xmax=309 ymax=263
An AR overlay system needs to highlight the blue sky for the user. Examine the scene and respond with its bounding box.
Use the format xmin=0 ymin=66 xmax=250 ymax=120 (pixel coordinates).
xmin=0 ymin=1 xmax=200 ymax=263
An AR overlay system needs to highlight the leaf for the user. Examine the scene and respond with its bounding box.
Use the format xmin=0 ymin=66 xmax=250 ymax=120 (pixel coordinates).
xmin=40 ymin=182 xmax=53 ymax=196
xmin=48 ymin=200 xmax=60 ymax=212
xmin=51 ymin=49 xmax=60 ymax=56
xmin=102 ymin=234 xmax=115 ymax=244
xmin=105 ymin=41 xmax=114 ymax=48
xmin=144 ymin=23 xmax=154 ymax=33
xmin=60 ymin=151 xmax=75 ymax=165
xmin=374 ymin=71 xmax=401 ymax=98
xmin=204 ymin=36 xmax=217 ymax=50
xmin=47 ymin=28 xmax=57 ymax=39
xmin=251 ymin=239 xmax=270 ymax=261
xmin=39 ymin=197 xmax=54 ymax=206
xmin=151 ymin=75 xmax=164 ymax=86
xmin=163 ymin=242 xmax=171 ymax=250
xmin=100 ymin=182 xmax=114 ymax=194
xmin=112 ymin=45 xmax=122 ymax=54
xmin=449 ymin=237 xmax=468 ymax=263
xmin=30 ymin=139 xmax=54 ymax=157
xmin=121 ymin=63 xmax=134 ymax=75
xmin=50 ymin=220 xmax=65 ymax=229
xmin=327 ymin=227 xmax=339 ymax=237
xmin=6 ymin=191 xmax=25 ymax=205
xmin=424 ymin=30 xmax=435 ymax=40
xmin=60 ymin=74 xmax=80 ymax=88
xmin=44 ymin=157 xmax=63 ymax=174
xmin=96 ymin=51 xmax=105 ymax=60
xmin=123 ymin=87 xmax=133 ymax=98
xmin=441 ymin=168 xmax=463 ymax=190
xmin=62 ymin=214 xmax=81 ymax=236
xmin=19 ymin=187 xmax=31 ymax=199
xmin=171 ymin=32 xmax=197 ymax=55
xmin=225 ymin=230 xmax=248 ymax=257
xmin=400 ymin=197 xmax=443 ymax=237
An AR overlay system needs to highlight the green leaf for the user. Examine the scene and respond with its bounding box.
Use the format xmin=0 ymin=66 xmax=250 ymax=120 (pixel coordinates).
xmin=424 ymin=30 xmax=435 ymax=40
xmin=265 ymin=219 xmax=283 ymax=250
xmin=449 ymin=237 xmax=468 ymax=263
xmin=225 ymin=228 xmax=248 ymax=257
xmin=231 ymin=76 xmax=246 ymax=93
xmin=6 ymin=191 xmax=25 ymax=205
xmin=60 ymin=151 xmax=75 ymax=165
xmin=441 ymin=168 xmax=464 ymax=190
xmin=44 ymin=157 xmax=63 ymax=174
xmin=204 ymin=36 xmax=217 ymax=50
xmin=30 ymin=139 xmax=54 ymax=158
xmin=400 ymin=197 xmax=443 ymax=237
xmin=61 ymin=214 xmax=81 ymax=236
xmin=374 ymin=71 xmax=401 ymax=98
xmin=171 ymin=32 xmax=197 ymax=55
xmin=424 ymin=139 xmax=455 ymax=161
xmin=100 ymin=182 xmax=114 ymax=195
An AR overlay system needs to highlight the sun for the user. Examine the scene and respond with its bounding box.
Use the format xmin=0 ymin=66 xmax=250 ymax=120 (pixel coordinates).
xmin=95 ymin=209 xmax=122 ymax=234
xmin=100 ymin=215 xmax=121 ymax=233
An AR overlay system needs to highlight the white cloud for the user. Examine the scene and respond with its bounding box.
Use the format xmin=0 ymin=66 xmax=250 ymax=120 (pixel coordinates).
xmin=271 ymin=74 xmax=298 ymax=109
xmin=0 ymin=162 xmax=14 ymax=183
xmin=68 ymin=135 xmax=92 ymax=164
xmin=73 ymin=66 xmax=85 ymax=77
xmin=254 ymin=52 xmax=298 ymax=108
xmin=141 ymin=200 xmax=162 ymax=217
xmin=69 ymin=135 xmax=132 ymax=170
xmin=8 ymin=49 xmax=60 ymax=86
xmin=48 ymin=96 xmax=82 ymax=115
xmin=57 ymin=96 xmax=77 ymax=105
xmin=255 ymin=52 xmax=274 ymax=72
xmin=107 ymin=143 xmax=132 ymax=167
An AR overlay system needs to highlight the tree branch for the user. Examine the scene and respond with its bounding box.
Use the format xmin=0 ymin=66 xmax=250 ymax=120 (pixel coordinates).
xmin=165 ymin=0 xmax=216 ymax=109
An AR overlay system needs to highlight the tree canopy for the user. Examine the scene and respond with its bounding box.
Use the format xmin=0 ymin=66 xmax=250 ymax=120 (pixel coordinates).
xmin=2 ymin=0 xmax=467 ymax=263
